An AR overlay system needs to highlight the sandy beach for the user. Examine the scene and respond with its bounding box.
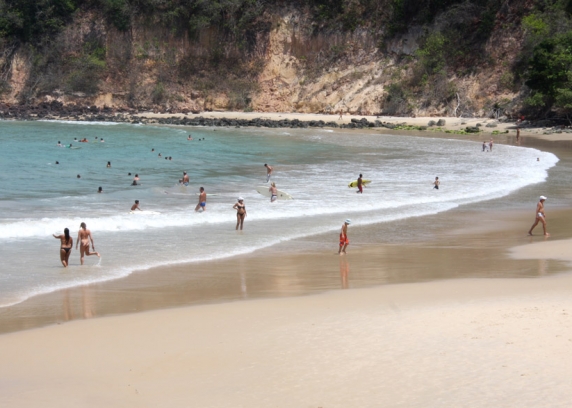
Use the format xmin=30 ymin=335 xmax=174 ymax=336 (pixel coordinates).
xmin=1 ymin=117 xmax=571 ymax=407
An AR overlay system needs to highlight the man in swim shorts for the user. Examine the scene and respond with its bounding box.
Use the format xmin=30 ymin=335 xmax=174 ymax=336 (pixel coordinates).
xmin=265 ymin=163 xmax=273 ymax=183
xmin=338 ymin=219 xmax=351 ymax=255
xmin=182 ymin=171 xmax=190 ymax=186
xmin=195 ymin=187 xmax=207 ymax=212
xmin=434 ymin=177 xmax=440 ymax=190
xmin=528 ymin=196 xmax=549 ymax=236
xmin=132 ymin=174 xmax=139 ymax=186
xmin=269 ymin=182 xmax=278 ymax=202
xmin=357 ymin=174 xmax=364 ymax=194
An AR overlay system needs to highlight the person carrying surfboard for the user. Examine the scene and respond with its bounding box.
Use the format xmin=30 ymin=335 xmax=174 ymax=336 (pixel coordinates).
xmin=338 ymin=219 xmax=351 ymax=255
xmin=264 ymin=163 xmax=273 ymax=183
xmin=357 ymin=174 xmax=364 ymax=194
xmin=269 ymin=182 xmax=278 ymax=202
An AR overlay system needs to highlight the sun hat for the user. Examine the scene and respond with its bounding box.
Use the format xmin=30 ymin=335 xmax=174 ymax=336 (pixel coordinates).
xmin=238 ymin=197 xmax=244 ymax=201
xmin=345 ymin=219 xmax=351 ymax=224
xmin=540 ymin=195 xmax=547 ymax=200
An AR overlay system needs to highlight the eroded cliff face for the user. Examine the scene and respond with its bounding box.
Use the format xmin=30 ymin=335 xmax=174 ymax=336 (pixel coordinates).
xmin=0 ymin=5 xmax=525 ymax=117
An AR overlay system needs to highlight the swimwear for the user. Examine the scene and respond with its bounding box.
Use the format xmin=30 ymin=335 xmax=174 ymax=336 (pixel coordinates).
xmin=62 ymin=247 xmax=71 ymax=253
xmin=434 ymin=185 xmax=439 ymax=189
xmin=271 ymin=194 xmax=277 ymax=201
xmin=358 ymin=185 xmax=363 ymax=193
xmin=339 ymin=234 xmax=349 ymax=246
xmin=183 ymin=182 xmax=189 ymax=186
xmin=200 ymin=202 xmax=206 ymax=207
xmin=538 ymin=212 xmax=544 ymax=218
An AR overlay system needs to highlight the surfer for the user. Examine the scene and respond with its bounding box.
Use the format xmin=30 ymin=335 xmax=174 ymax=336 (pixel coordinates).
xmin=433 ymin=177 xmax=440 ymax=190
xmin=357 ymin=174 xmax=364 ymax=194
xmin=269 ymin=182 xmax=278 ymax=202
xmin=264 ymin=163 xmax=273 ymax=183
xmin=233 ymin=197 xmax=247 ymax=230
xmin=182 ymin=172 xmax=189 ymax=186
xmin=132 ymin=174 xmax=139 ymax=186
xmin=528 ymin=196 xmax=549 ymax=236
xmin=338 ymin=219 xmax=351 ymax=255
xmin=53 ymin=228 xmax=73 ymax=267
xmin=76 ymin=222 xmax=100 ymax=265
xmin=195 ymin=187 xmax=207 ymax=212
xmin=131 ymin=200 xmax=141 ymax=211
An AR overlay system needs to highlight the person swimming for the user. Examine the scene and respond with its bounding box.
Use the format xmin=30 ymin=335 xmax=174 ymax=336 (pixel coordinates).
xmin=98 ymin=186 xmax=102 ymax=193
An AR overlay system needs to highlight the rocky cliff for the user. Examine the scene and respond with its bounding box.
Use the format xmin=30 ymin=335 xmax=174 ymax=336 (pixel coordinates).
xmin=0 ymin=0 xmax=563 ymax=118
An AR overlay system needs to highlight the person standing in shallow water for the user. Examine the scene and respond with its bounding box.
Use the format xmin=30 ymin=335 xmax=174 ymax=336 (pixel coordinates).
xmin=233 ymin=197 xmax=246 ymax=230
xmin=528 ymin=196 xmax=550 ymax=236
xmin=433 ymin=177 xmax=440 ymax=190
xmin=53 ymin=228 xmax=73 ymax=267
xmin=77 ymin=222 xmax=100 ymax=265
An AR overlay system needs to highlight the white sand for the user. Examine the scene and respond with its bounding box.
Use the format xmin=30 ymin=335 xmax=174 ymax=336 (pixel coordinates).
xmin=2 ymin=239 xmax=572 ymax=407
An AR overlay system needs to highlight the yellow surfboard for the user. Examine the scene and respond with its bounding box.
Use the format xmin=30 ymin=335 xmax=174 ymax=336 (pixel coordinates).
xmin=348 ymin=179 xmax=371 ymax=188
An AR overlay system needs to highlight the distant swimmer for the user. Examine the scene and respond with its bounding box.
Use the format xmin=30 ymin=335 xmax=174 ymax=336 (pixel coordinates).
xmin=269 ymin=182 xmax=278 ymax=202
xmin=195 ymin=187 xmax=207 ymax=212
xmin=67 ymin=143 xmax=73 ymax=148
xmin=106 ymin=161 xmax=111 ymax=168
xmin=80 ymin=138 xmax=88 ymax=143
xmin=264 ymin=163 xmax=273 ymax=183
xmin=528 ymin=196 xmax=549 ymax=236
xmin=158 ymin=153 xmax=162 ymax=157
xmin=98 ymin=186 xmax=103 ymax=193
xmin=132 ymin=174 xmax=139 ymax=186
xmin=53 ymin=228 xmax=73 ymax=267
xmin=182 ymin=171 xmax=189 ymax=186
xmin=233 ymin=197 xmax=246 ymax=230
xmin=76 ymin=222 xmax=100 ymax=265
xmin=74 ymin=138 xmax=78 ymax=141
xmin=57 ymin=141 xmax=63 ymax=147
xmin=100 ymin=139 xmax=105 ymax=143
xmin=55 ymin=161 xmax=59 ymax=165
xmin=152 ymin=148 xmax=155 ymax=152
xmin=77 ymin=174 xmax=81 ymax=179
xmin=433 ymin=177 xmax=440 ymax=190
xmin=187 ymin=135 xmax=193 ymax=140
xmin=338 ymin=219 xmax=351 ymax=255
xmin=357 ymin=174 xmax=364 ymax=194
xmin=131 ymin=200 xmax=141 ymax=211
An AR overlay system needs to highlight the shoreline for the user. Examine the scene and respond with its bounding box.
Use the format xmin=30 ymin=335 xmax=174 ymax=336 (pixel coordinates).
xmin=0 ymin=121 xmax=570 ymax=334
xmin=2 ymin=103 xmax=572 ymax=141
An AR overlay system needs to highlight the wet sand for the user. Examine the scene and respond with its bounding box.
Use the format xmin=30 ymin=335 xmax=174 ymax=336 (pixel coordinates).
xmin=1 ymin=131 xmax=572 ymax=406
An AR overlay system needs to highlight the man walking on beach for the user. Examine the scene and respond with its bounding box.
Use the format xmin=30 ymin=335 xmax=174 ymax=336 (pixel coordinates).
xmin=338 ymin=219 xmax=351 ymax=255
xmin=195 ymin=187 xmax=207 ymax=212
xmin=528 ymin=196 xmax=549 ymax=236
xmin=264 ymin=164 xmax=273 ymax=183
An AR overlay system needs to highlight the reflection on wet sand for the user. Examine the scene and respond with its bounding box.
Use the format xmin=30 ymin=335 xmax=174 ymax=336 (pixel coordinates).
xmin=340 ymin=258 xmax=349 ymax=289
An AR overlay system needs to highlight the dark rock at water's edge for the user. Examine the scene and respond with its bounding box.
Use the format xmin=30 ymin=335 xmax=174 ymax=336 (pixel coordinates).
xmin=0 ymin=102 xmax=398 ymax=130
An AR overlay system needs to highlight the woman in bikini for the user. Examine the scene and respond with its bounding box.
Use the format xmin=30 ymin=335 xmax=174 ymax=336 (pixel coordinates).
xmin=77 ymin=222 xmax=100 ymax=265
xmin=233 ymin=197 xmax=247 ymax=230
xmin=53 ymin=228 xmax=73 ymax=267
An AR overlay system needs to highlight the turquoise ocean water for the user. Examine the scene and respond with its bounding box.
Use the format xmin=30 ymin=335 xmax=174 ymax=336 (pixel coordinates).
xmin=0 ymin=120 xmax=559 ymax=307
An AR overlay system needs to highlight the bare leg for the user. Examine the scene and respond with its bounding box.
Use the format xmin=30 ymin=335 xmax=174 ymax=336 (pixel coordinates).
xmin=341 ymin=243 xmax=348 ymax=254
xmin=195 ymin=204 xmax=200 ymax=212
xmin=59 ymin=248 xmax=68 ymax=267
xmin=239 ymin=214 xmax=245 ymax=230
xmin=81 ymin=245 xmax=100 ymax=265
xmin=540 ymin=218 xmax=549 ymax=236
xmin=236 ymin=214 xmax=240 ymax=230
xmin=528 ymin=219 xmax=539 ymax=235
